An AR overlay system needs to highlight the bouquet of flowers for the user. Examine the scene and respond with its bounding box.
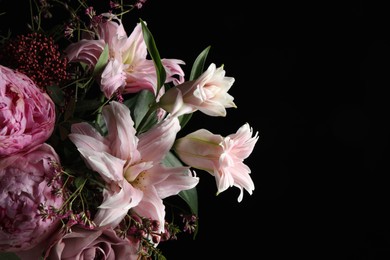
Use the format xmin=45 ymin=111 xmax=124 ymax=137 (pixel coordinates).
xmin=0 ymin=1 xmax=259 ymax=259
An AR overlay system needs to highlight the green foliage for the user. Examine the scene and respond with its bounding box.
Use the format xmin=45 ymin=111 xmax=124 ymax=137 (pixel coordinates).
xmin=92 ymin=44 xmax=109 ymax=77
xmin=190 ymin=45 xmax=211 ymax=81
xmin=74 ymin=99 xmax=102 ymax=115
xmin=46 ymin=84 xmax=65 ymax=106
xmin=0 ymin=253 xmax=19 ymax=260
xmin=177 ymin=46 xmax=211 ymax=129
xmin=178 ymin=113 xmax=192 ymax=129
xmin=139 ymin=19 xmax=166 ymax=96
xmin=124 ymin=90 xmax=158 ymax=134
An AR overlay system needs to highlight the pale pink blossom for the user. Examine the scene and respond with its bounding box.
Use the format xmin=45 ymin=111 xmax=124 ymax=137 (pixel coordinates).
xmin=173 ymin=123 xmax=259 ymax=202
xmin=0 ymin=143 xmax=64 ymax=252
xmin=64 ymin=13 xmax=185 ymax=99
xmin=68 ymin=101 xmax=199 ymax=236
xmin=158 ymin=63 xmax=236 ymax=117
xmin=0 ymin=65 xmax=55 ymax=157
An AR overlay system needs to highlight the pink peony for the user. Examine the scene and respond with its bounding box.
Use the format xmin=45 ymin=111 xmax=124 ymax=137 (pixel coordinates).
xmin=0 ymin=65 xmax=55 ymax=157
xmin=0 ymin=143 xmax=64 ymax=252
xmin=42 ymin=226 xmax=139 ymax=260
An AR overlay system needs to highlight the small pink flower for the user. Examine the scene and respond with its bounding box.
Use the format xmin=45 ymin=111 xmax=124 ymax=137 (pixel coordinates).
xmin=0 ymin=65 xmax=55 ymax=157
xmin=40 ymin=226 xmax=139 ymax=260
xmin=173 ymin=123 xmax=259 ymax=202
xmin=158 ymin=63 xmax=236 ymax=117
xmin=0 ymin=143 xmax=64 ymax=252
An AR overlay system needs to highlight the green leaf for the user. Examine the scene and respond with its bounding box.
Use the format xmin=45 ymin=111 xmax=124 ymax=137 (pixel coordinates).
xmin=162 ymin=151 xmax=183 ymax=168
xmin=124 ymin=90 xmax=156 ymax=130
xmin=137 ymin=111 xmax=157 ymax=134
xmin=140 ymin=19 xmax=166 ymax=95
xmin=63 ymin=96 xmax=76 ymax=121
xmin=190 ymin=46 xmax=211 ymax=81
xmin=74 ymin=98 xmax=102 ymax=114
xmin=178 ymin=113 xmax=192 ymax=129
xmin=0 ymin=252 xmax=20 ymax=260
xmin=46 ymin=84 xmax=65 ymax=106
xmin=94 ymin=115 xmax=108 ymax=136
xmin=74 ymin=176 xmax=85 ymax=189
xmin=178 ymin=187 xmax=198 ymax=216
xmin=92 ymin=44 xmax=109 ymax=77
xmin=163 ymin=152 xmax=198 ymax=215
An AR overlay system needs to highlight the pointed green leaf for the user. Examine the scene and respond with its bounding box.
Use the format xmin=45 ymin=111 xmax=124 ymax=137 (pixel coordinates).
xmin=46 ymin=85 xmax=65 ymax=106
xmin=137 ymin=110 xmax=157 ymax=134
xmin=0 ymin=252 xmax=20 ymax=260
xmin=124 ymin=90 xmax=155 ymax=129
xmin=178 ymin=187 xmax=198 ymax=216
xmin=64 ymin=96 xmax=76 ymax=121
xmin=190 ymin=46 xmax=211 ymax=80
xmin=74 ymin=176 xmax=85 ymax=189
xmin=92 ymin=44 xmax=109 ymax=77
xmin=178 ymin=113 xmax=193 ymax=129
xmin=140 ymin=19 xmax=166 ymax=95
xmin=162 ymin=151 xmax=183 ymax=168
xmin=74 ymin=98 xmax=102 ymax=113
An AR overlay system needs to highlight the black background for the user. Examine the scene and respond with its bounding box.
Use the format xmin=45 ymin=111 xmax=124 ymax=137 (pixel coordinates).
xmin=2 ymin=1 xmax=390 ymax=259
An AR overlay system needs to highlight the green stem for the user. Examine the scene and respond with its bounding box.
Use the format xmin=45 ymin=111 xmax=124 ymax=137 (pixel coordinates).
xmin=94 ymin=94 xmax=109 ymax=123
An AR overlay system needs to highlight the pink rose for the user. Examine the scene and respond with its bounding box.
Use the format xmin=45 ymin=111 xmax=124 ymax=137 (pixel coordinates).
xmin=0 ymin=143 xmax=64 ymax=252
xmin=0 ymin=65 xmax=55 ymax=157
xmin=43 ymin=226 xmax=139 ymax=260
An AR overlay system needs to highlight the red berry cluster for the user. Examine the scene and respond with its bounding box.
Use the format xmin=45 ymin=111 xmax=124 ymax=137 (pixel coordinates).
xmin=0 ymin=32 xmax=69 ymax=89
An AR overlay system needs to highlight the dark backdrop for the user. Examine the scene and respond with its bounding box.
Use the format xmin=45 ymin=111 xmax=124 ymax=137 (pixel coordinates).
xmin=138 ymin=2 xmax=390 ymax=259
xmin=1 ymin=1 xmax=390 ymax=259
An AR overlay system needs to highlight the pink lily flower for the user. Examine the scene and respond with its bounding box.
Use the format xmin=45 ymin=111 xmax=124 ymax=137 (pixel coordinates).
xmin=158 ymin=63 xmax=236 ymax=117
xmin=65 ymin=13 xmax=185 ymax=99
xmin=173 ymin=123 xmax=259 ymax=202
xmin=68 ymin=101 xmax=199 ymax=235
